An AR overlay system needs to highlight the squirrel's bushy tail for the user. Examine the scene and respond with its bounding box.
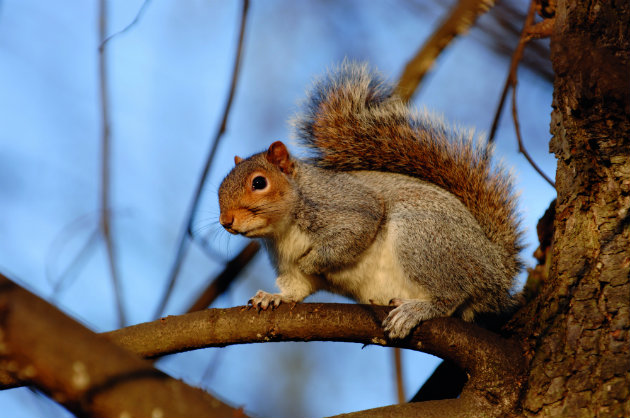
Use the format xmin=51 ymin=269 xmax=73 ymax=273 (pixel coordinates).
xmin=292 ymin=62 xmax=523 ymax=276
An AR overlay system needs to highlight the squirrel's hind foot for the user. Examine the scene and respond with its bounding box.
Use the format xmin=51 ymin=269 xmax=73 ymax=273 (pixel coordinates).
xmin=383 ymin=299 xmax=451 ymax=339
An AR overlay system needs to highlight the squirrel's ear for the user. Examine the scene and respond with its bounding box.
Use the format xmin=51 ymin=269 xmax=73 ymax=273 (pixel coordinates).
xmin=234 ymin=156 xmax=243 ymax=165
xmin=266 ymin=141 xmax=294 ymax=174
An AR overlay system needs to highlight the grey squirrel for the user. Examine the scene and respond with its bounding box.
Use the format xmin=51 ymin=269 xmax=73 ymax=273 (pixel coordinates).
xmin=218 ymin=62 xmax=523 ymax=339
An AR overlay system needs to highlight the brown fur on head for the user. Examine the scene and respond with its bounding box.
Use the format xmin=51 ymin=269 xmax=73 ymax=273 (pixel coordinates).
xmin=218 ymin=141 xmax=297 ymax=238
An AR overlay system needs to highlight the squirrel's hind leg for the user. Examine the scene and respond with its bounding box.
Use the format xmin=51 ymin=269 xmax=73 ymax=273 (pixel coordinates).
xmin=383 ymin=298 xmax=460 ymax=339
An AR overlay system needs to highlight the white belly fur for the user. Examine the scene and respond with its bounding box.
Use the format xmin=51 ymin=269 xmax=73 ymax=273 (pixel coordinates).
xmin=325 ymin=221 xmax=431 ymax=304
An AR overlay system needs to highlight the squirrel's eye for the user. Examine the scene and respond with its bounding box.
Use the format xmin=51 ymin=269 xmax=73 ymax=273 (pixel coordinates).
xmin=252 ymin=176 xmax=267 ymax=190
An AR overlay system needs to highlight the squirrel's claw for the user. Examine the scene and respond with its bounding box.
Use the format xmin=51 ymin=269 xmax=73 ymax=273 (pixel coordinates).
xmin=248 ymin=290 xmax=284 ymax=311
xmin=383 ymin=301 xmax=425 ymax=339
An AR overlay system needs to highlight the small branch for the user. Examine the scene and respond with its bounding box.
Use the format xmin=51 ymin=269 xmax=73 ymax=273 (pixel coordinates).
xmin=486 ymin=0 xmax=555 ymax=189
xmin=186 ymin=241 xmax=260 ymax=313
xmin=99 ymin=0 xmax=152 ymax=50
xmin=487 ymin=0 xmax=537 ymax=144
xmin=396 ymin=0 xmax=497 ymax=102
xmin=98 ymin=0 xmax=126 ymax=327
xmin=154 ymin=0 xmax=250 ymax=318
xmin=0 ymin=273 xmax=245 ymax=417
xmin=49 ymin=228 xmax=100 ymax=296
xmin=525 ymin=16 xmax=555 ymax=39
xmin=511 ymin=83 xmax=556 ymax=187
xmin=393 ymin=347 xmax=406 ymax=403
xmin=475 ymin=1 xmax=553 ymax=81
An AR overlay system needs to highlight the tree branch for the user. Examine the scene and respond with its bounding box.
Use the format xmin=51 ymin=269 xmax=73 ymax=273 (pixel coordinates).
xmin=2 ymin=273 xmax=524 ymax=417
xmin=99 ymin=0 xmax=152 ymax=49
xmin=396 ymin=0 xmax=497 ymax=102
xmin=98 ymin=0 xmax=126 ymax=327
xmin=487 ymin=0 xmax=537 ymax=144
xmin=511 ymin=75 xmax=556 ymax=187
xmin=110 ymin=304 xmax=525 ymax=417
xmin=392 ymin=346 xmax=405 ymax=403
xmin=0 ymin=273 xmax=245 ymax=417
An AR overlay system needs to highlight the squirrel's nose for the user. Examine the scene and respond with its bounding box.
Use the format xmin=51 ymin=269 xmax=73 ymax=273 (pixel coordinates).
xmin=219 ymin=213 xmax=234 ymax=229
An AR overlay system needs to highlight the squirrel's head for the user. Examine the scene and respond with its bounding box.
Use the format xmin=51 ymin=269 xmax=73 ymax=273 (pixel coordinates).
xmin=218 ymin=141 xmax=297 ymax=238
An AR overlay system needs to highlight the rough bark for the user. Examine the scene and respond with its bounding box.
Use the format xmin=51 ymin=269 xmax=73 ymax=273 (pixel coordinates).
xmin=0 ymin=274 xmax=245 ymax=418
xmin=109 ymin=304 xmax=526 ymax=418
xmin=1 ymin=281 xmax=524 ymax=418
xmin=513 ymin=1 xmax=630 ymax=417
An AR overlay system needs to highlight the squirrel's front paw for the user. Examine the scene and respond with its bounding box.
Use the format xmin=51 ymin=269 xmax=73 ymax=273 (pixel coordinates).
xmin=382 ymin=299 xmax=426 ymax=339
xmin=248 ymin=290 xmax=287 ymax=310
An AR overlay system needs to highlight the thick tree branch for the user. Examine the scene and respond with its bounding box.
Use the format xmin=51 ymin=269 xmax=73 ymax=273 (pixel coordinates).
xmin=108 ymin=304 xmax=524 ymax=417
xmin=1 ymin=273 xmax=524 ymax=417
xmin=0 ymin=273 xmax=245 ymax=417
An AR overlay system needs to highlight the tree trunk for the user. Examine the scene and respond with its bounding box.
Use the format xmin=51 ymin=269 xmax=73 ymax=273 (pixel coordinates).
xmin=514 ymin=0 xmax=630 ymax=417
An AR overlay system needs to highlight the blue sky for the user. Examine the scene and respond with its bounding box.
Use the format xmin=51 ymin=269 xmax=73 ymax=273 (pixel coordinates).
xmin=0 ymin=1 xmax=556 ymax=417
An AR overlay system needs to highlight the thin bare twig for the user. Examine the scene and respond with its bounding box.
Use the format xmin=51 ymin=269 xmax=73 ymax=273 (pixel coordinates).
xmin=45 ymin=212 xmax=99 ymax=292
xmin=396 ymin=0 xmax=497 ymax=102
xmin=154 ymin=0 xmax=250 ymax=318
xmin=99 ymin=0 xmax=152 ymax=49
xmin=393 ymin=347 xmax=406 ymax=403
xmin=511 ymin=83 xmax=555 ymax=187
xmin=487 ymin=0 xmax=536 ymax=144
xmin=487 ymin=0 xmax=555 ymax=188
xmin=49 ymin=228 xmax=100 ymax=297
xmin=99 ymin=0 xmax=126 ymax=327
xmin=475 ymin=1 xmax=553 ymax=82
xmin=47 ymin=0 xmax=152 ymax=313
